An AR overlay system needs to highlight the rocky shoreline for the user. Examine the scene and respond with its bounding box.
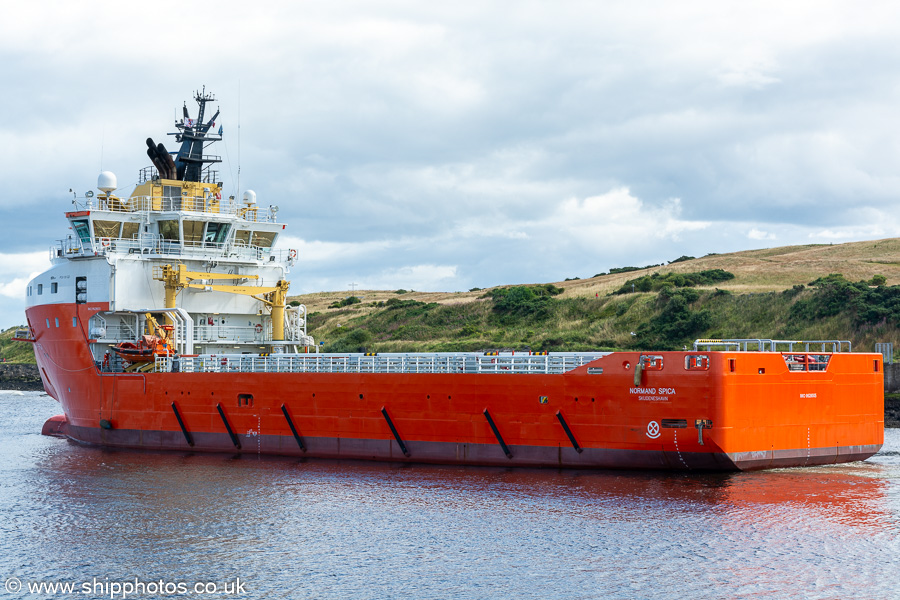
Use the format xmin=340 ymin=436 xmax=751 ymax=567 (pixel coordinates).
xmin=0 ymin=364 xmax=44 ymax=391
xmin=886 ymin=396 xmax=900 ymax=428
xmin=3 ymin=363 xmax=899 ymax=426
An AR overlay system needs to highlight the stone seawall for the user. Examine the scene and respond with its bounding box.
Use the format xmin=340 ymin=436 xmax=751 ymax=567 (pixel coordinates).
xmin=0 ymin=364 xmax=43 ymax=391
xmin=884 ymin=362 xmax=900 ymax=393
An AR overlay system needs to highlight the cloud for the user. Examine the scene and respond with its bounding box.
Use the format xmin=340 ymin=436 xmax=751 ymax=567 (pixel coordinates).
xmin=810 ymin=228 xmax=886 ymax=241
xmin=531 ymin=189 xmax=710 ymax=248
xmin=5 ymin=0 xmax=900 ymax=304
xmin=748 ymin=228 xmax=777 ymax=241
xmin=359 ymin=264 xmax=459 ymax=291
xmin=0 ymin=251 xmax=51 ymax=329
xmin=0 ymin=252 xmax=50 ymax=297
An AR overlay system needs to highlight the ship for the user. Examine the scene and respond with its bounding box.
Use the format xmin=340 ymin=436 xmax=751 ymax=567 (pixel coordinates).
xmin=19 ymin=89 xmax=884 ymax=471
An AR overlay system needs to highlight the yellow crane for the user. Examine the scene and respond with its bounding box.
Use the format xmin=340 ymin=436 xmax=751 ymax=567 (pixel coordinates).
xmin=153 ymin=264 xmax=290 ymax=341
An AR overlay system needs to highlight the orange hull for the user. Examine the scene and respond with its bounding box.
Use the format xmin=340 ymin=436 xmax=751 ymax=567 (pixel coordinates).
xmin=30 ymin=303 xmax=885 ymax=471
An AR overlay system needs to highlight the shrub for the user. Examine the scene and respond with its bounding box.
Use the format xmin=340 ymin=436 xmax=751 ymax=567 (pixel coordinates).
xmin=328 ymin=296 xmax=362 ymax=309
xmin=669 ymin=255 xmax=695 ymax=264
xmin=614 ymin=269 xmax=735 ymax=294
xmin=490 ymin=286 xmax=558 ymax=319
xmin=323 ymin=328 xmax=372 ymax=352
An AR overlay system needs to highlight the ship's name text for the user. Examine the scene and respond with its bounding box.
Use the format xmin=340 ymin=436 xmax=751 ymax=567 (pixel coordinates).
xmin=630 ymin=387 xmax=676 ymax=402
xmin=630 ymin=387 xmax=676 ymax=395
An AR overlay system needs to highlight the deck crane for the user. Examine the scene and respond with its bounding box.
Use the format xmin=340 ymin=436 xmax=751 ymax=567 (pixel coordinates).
xmin=153 ymin=263 xmax=290 ymax=341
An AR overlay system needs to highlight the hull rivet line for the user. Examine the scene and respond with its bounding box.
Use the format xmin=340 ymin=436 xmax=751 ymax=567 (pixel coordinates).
xmin=483 ymin=408 xmax=513 ymax=459
xmin=281 ymin=404 xmax=306 ymax=452
xmin=171 ymin=402 xmax=194 ymax=447
xmin=555 ymin=410 xmax=583 ymax=453
xmin=381 ymin=406 xmax=410 ymax=457
xmin=216 ymin=403 xmax=242 ymax=449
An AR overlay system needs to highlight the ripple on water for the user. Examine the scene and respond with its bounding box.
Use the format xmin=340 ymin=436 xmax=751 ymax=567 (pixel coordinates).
xmin=1 ymin=392 xmax=899 ymax=600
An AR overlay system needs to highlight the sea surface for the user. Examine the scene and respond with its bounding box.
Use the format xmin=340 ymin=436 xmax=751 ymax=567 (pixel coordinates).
xmin=0 ymin=391 xmax=898 ymax=600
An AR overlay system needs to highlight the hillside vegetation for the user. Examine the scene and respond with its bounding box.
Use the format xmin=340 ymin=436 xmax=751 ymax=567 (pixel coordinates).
xmin=298 ymin=238 xmax=900 ymax=356
xmin=307 ymin=276 xmax=899 ymax=354
xmin=0 ymin=327 xmax=36 ymax=363
xmin=6 ymin=238 xmax=900 ymax=363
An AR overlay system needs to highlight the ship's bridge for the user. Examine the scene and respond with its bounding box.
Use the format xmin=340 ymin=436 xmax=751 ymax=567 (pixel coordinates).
xmin=56 ymin=181 xmax=293 ymax=265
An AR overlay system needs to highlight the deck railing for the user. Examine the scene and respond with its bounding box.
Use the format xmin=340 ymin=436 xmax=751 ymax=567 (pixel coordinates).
xmin=692 ymin=338 xmax=852 ymax=353
xmin=72 ymin=195 xmax=278 ymax=223
xmin=155 ymin=352 xmax=610 ymax=375
xmin=53 ymin=235 xmax=295 ymax=265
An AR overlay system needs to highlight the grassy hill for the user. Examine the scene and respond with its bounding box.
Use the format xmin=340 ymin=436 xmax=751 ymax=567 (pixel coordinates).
xmin=6 ymin=237 xmax=900 ymax=363
xmin=296 ymin=238 xmax=900 ymax=356
xmin=0 ymin=327 xmax=36 ymax=363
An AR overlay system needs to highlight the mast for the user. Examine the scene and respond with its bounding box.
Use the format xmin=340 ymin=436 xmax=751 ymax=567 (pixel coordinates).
xmin=170 ymin=86 xmax=223 ymax=182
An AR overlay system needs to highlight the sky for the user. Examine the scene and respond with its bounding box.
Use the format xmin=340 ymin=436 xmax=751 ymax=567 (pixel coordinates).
xmin=2 ymin=0 xmax=900 ymax=328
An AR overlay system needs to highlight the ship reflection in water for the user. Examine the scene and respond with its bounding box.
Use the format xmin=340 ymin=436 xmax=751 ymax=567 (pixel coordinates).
xmin=3 ymin=392 xmax=898 ymax=600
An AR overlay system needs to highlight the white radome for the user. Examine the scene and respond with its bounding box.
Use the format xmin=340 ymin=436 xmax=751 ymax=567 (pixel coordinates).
xmin=98 ymin=171 xmax=118 ymax=194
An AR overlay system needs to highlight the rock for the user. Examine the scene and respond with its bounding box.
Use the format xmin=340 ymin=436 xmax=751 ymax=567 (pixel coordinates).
xmin=0 ymin=363 xmax=43 ymax=391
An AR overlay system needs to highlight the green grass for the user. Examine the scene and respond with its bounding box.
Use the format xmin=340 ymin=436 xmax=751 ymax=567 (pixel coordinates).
xmin=0 ymin=326 xmax=36 ymax=363
xmin=307 ymin=280 xmax=900 ymax=353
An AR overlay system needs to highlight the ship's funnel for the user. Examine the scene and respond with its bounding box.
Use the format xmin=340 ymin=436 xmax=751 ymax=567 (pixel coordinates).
xmin=146 ymin=137 xmax=176 ymax=179
xmin=157 ymin=142 xmax=176 ymax=179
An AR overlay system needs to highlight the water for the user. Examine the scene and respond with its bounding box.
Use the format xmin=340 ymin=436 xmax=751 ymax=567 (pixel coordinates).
xmin=1 ymin=391 xmax=898 ymax=600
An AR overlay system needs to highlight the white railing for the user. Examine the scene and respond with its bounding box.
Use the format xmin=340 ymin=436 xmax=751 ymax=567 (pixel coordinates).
xmin=73 ymin=195 xmax=278 ymax=223
xmin=52 ymin=235 xmax=291 ymax=265
xmin=156 ymin=352 xmax=610 ymax=375
xmin=692 ymin=338 xmax=852 ymax=353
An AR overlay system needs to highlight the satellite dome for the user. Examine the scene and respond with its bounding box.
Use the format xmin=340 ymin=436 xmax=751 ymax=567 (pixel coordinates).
xmin=242 ymin=190 xmax=257 ymax=204
xmin=98 ymin=171 xmax=117 ymax=194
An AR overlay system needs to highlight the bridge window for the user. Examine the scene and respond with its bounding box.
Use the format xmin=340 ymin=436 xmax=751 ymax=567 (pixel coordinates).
xmin=71 ymin=220 xmax=91 ymax=245
xmin=183 ymin=220 xmax=204 ymax=245
xmin=234 ymin=229 xmax=251 ymax=246
xmin=205 ymin=222 xmax=230 ymax=246
xmin=121 ymin=222 xmax=139 ymax=241
xmin=158 ymin=220 xmax=180 ymax=241
xmin=251 ymin=231 xmax=276 ymax=248
xmin=37 ymin=284 xmax=43 ymax=295
xmin=51 ymin=282 xmax=58 ymax=294
xmin=93 ymin=220 xmax=122 ymax=238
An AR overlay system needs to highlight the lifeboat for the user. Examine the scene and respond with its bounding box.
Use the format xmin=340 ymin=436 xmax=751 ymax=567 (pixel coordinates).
xmin=111 ymin=334 xmax=174 ymax=364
